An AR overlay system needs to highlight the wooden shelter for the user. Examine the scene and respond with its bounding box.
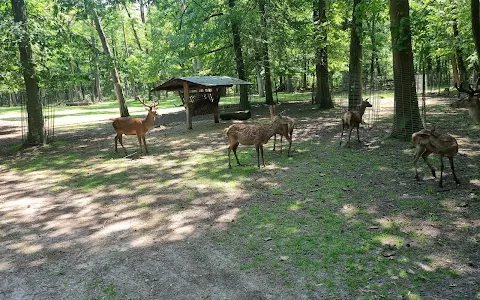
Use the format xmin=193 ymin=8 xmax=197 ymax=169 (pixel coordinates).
xmin=151 ymin=76 xmax=252 ymax=129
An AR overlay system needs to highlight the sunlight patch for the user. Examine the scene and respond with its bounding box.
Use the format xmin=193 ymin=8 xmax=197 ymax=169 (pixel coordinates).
xmin=0 ymin=261 xmax=12 ymax=271
xmin=130 ymin=234 xmax=155 ymax=247
xmin=165 ymin=225 xmax=195 ymax=241
xmin=374 ymin=234 xmax=404 ymax=248
xmin=215 ymin=208 xmax=240 ymax=223
xmin=340 ymin=204 xmax=359 ymax=217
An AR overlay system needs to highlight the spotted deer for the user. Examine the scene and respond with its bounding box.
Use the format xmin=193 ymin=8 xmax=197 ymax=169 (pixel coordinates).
xmin=224 ymin=116 xmax=284 ymax=168
xmin=340 ymin=99 xmax=372 ymax=146
xmin=412 ymin=128 xmax=460 ymax=188
xmin=273 ymin=112 xmax=295 ymax=156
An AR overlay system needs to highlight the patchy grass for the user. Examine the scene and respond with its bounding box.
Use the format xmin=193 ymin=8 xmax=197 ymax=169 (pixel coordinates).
xmin=0 ymin=94 xmax=478 ymax=299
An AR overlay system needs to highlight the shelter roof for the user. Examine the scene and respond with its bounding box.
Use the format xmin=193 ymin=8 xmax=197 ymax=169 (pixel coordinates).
xmin=151 ymin=76 xmax=252 ymax=92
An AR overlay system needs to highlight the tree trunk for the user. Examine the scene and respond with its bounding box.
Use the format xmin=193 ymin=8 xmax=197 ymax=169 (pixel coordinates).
xmin=228 ymin=0 xmax=249 ymax=110
xmin=451 ymin=54 xmax=460 ymax=87
xmin=123 ymin=3 xmax=143 ymax=51
xmin=303 ymin=57 xmax=308 ymax=90
xmin=472 ymin=0 xmax=480 ymax=62
xmin=257 ymin=71 xmax=265 ymax=97
xmin=389 ymin=0 xmax=423 ymax=139
xmin=11 ymin=0 xmax=44 ymax=145
xmin=314 ymin=0 xmax=333 ymax=109
xmin=286 ymin=75 xmax=294 ymax=93
xmin=93 ymin=10 xmax=129 ymax=117
xmin=453 ymin=16 xmax=468 ymax=82
xmin=348 ymin=0 xmax=363 ymax=110
xmin=369 ymin=16 xmax=380 ymax=87
xmin=258 ymin=0 xmax=274 ymax=106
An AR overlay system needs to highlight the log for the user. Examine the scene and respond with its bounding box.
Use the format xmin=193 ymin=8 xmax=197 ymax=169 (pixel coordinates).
xmin=220 ymin=110 xmax=251 ymax=120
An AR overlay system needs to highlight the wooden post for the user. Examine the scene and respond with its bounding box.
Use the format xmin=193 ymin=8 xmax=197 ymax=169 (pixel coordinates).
xmin=183 ymin=81 xmax=192 ymax=129
xmin=213 ymin=87 xmax=220 ymax=123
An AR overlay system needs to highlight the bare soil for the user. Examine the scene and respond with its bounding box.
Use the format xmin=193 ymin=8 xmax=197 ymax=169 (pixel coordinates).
xmin=0 ymin=95 xmax=479 ymax=299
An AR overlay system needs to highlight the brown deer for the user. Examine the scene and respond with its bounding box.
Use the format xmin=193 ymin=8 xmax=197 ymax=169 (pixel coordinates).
xmin=112 ymin=96 xmax=160 ymax=154
xmin=224 ymin=116 xmax=284 ymax=168
xmin=412 ymin=128 xmax=460 ymax=188
xmin=452 ymin=82 xmax=480 ymax=122
xmin=340 ymin=99 xmax=372 ymax=146
xmin=273 ymin=112 xmax=295 ymax=156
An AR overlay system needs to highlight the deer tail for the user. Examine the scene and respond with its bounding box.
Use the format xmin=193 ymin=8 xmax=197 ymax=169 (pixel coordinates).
xmin=223 ymin=127 xmax=230 ymax=136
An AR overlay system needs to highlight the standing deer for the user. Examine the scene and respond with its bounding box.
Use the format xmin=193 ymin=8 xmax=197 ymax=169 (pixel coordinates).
xmin=273 ymin=112 xmax=295 ymax=156
xmin=412 ymin=128 xmax=460 ymax=188
xmin=340 ymin=99 xmax=372 ymax=146
xmin=452 ymin=82 xmax=480 ymax=122
xmin=112 ymin=96 xmax=160 ymax=154
xmin=224 ymin=116 xmax=284 ymax=168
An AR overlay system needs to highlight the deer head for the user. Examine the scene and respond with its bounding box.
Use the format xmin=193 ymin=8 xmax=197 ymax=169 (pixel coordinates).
xmin=136 ymin=95 xmax=160 ymax=119
xmin=452 ymin=82 xmax=480 ymax=122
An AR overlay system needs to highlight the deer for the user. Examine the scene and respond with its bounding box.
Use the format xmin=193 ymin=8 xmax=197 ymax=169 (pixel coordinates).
xmin=452 ymin=82 xmax=480 ymax=123
xmin=112 ymin=96 xmax=160 ymax=154
xmin=224 ymin=116 xmax=284 ymax=168
xmin=412 ymin=128 xmax=460 ymax=188
xmin=272 ymin=112 xmax=295 ymax=156
xmin=340 ymin=99 xmax=373 ymax=146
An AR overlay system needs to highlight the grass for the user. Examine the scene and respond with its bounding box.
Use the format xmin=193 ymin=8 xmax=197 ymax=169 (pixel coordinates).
xmin=1 ymin=91 xmax=478 ymax=299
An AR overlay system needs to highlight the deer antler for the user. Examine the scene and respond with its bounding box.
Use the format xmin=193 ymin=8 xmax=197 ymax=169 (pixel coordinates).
xmin=136 ymin=95 xmax=149 ymax=107
xmin=455 ymin=82 xmax=476 ymax=95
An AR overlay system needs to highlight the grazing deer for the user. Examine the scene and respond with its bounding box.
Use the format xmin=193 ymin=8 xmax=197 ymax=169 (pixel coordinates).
xmin=340 ymin=99 xmax=373 ymax=146
xmin=273 ymin=112 xmax=295 ymax=156
xmin=112 ymin=96 xmax=160 ymax=154
xmin=452 ymin=82 xmax=480 ymax=122
xmin=412 ymin=128 xmax=460 ymax=188
xmin=224 ymin=116 xmax=284 ymax=168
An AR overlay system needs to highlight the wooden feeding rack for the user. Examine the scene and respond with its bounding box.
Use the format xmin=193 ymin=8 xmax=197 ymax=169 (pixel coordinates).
xmin=151 ymin=76 xmax=251 ymax=129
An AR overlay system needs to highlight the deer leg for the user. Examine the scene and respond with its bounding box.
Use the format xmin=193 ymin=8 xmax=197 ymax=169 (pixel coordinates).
xmin=260 ymin=144 xmax=265 ymax=167
xmin=347 ymin=128 xmax=354 ymax=146
xmin=279 ymin=135 xmax=284 ymax=153
xmin=118 ymin=134 xmax=127 ymax=154
xmin=356 ymin=126 xmax=360 ymax=143
xmin=439 ymin=156 xmax=444 ymax=188
xmin=413 ymin=147 xmax=422 ymax=180
xmin=255 ymin=144 xmax=261 ymax=168
xmin=449 ymin=157 xmax=460 ymax=185
xmin=137 ymin=134 xmax=143 ymax=153
xmin=232 ymin=143 xmax=242 ymax=166
xmin=227 ymin=146 xmax=232 ymax=169
xmin=340 ymin=124 xmax=345 ymax=145
xmin=422 ymin=154 xmax=436 ymax=179
xmin=142 ymin=136 xmax=149 ymax=154
xmin=287 ymin=135 xmax=292 ymax=157
xmin=273 ymin=134 xmax=277 ymax=151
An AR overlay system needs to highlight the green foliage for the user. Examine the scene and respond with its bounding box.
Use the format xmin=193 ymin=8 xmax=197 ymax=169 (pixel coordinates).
xmin=1 ymin=0 xmax=477 ymax=102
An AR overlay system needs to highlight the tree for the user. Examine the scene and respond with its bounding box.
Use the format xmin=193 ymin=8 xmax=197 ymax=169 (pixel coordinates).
xmin=452 ymin=13 xmax=467 ymax=83
xmin=472 ymin=0 xmax=480 ymax=85
xmin=258 ymin=0 xmax=274 ymax=107
xmin=11 ymin=0 xmax=44 ymax=145
xmin=228 ymin=0 xmax=249 ymax=110
xmin=472 ymin=0 xmax=480 ymax=62
xmin=92 ymin=9 xmax=129 ymax=117
xmin=389 ymin=0 xmax=422 ymax=139
xmin=314 ymin=0 xmax=333 ymax=109
xmin=348 ymin=0 xmax=363 ymax=110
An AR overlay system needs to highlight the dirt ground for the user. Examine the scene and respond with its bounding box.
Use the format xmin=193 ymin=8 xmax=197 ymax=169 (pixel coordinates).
xmin=0 ymin=95 xmax=478 ymax=299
